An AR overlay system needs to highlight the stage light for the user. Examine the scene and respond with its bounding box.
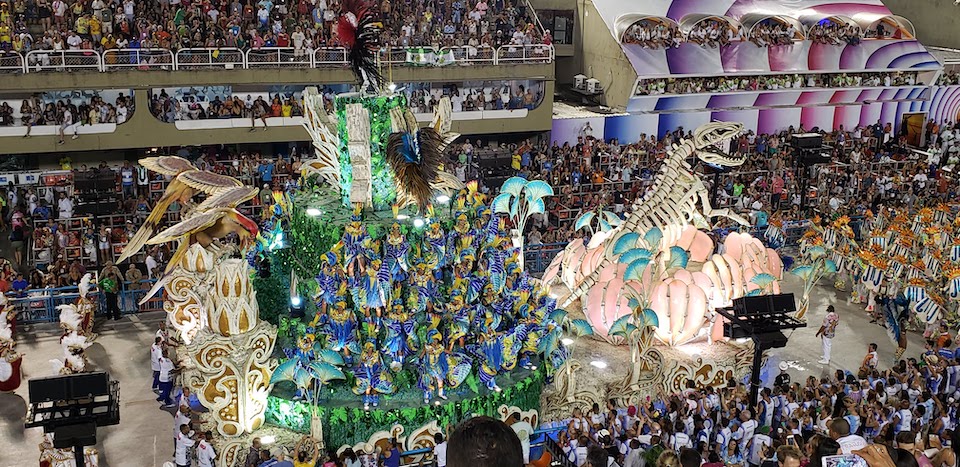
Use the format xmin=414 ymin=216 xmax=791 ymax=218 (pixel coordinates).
xmin=291 ymin=296 xmax=302 ymax=307
xmin=413 ymin=218 xmax=425 ymax=228
xmin=306 ymin=208 xmax=322 ymax=217
xmin=396 ymin=214 xmax=410 ymax=220
xmin=561 ymin=338 xmax=574 ymax=346
xmin=388 ymin=83 xmax=397 ymax=92
xmin=435 ymin=194 xmax=451 ymax=204
xmin=261 ymin=435 xmax=276 ymax=444
xmin=735 ymin=338 xmax=751 ymax=344
xmin=589 ymin=360 xmax=607 ymax=369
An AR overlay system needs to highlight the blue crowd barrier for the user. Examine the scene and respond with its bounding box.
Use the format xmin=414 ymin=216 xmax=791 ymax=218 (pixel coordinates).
xmin=5 ymin=280 xmax=162 ymax=325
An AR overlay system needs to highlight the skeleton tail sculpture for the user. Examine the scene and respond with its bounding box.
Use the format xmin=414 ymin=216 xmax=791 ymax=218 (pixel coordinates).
xmin=558 ymin=122 xmax=749 ymax=308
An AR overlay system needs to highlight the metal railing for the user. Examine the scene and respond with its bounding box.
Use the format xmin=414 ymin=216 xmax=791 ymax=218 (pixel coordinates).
xmin=102 ymin=48 xmax=175 ymax=70
xmin=175 ymin=48 xmax=246 ymax=70
xmin=446 ymin=45 xmax=496 ymax=64
xmin=6 ymin=280 xmax=163 ymax=325
xmin=0 ymin=51 xmax=25 ymax=73
xmin=26 ymin=49 xmax=104 ymax=72
xmin=313 ymin=47 xmax=348 ymax=67
xmin=378 ymin=47 xmax=409 ymax=65
xmin=496 ymin=44 xmax=555 ymax=63
xmin=245 ymin=47 xmax=312 ymax=68
xmin=8 ymin=45 xmax=551 ymax=74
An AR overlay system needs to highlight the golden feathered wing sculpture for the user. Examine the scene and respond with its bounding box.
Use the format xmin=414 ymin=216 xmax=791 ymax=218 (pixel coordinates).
xmin=386 ymin=96 xmax=464 ymax=212
xmin=300 ymin=87 xmax=342 ymax=188
xmin=118 ymin=156 xmax=243 ymax=264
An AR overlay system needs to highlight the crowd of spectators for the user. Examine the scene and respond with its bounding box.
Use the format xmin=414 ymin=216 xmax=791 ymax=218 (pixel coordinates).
xmin=149 ymin=90 xmax=304 ymax=123
xmin=635 ymin=71 xmax=919 ymax=96
xmin=0 ymin=93 xmax=133 ymax=133
xmin=0 ymin=149 xmax=302 ymax=299
xmin=686 ymin=19 xmax=738 ymax=48
xmin=809 ymin=19 xmax=861 ymax=46
xmin=462 ymin=114 xmax=960 ymax=249
xmin=748 ymin=20 xmax=797 ymax=47
xmin=0 ymin=0 xmax=547 ymax=59
xmin=621 ymin=20 xmax=682 ymax=49
xmin=938 ymin=71 xmax=960 ymax=86
xmin=408 ymin=82 xmax=543 ymax=114
xmin=552 ymin=330 xmax=960 ymax=467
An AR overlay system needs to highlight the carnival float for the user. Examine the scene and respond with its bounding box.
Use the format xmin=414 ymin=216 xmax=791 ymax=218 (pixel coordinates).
xmin=106 ymin=1 xmax=797 ymax=463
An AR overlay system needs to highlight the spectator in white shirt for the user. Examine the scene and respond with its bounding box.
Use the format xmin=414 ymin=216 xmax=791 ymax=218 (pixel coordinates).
xmin=738 ymin=410 xmax=758 ymax=452
xmin=829 ymin=418 xmax=867 ymax=454
xmin=433 ymin=433 xmax=447 ymax=467
xmin=57 ymin=192 xmax=73 ymax=219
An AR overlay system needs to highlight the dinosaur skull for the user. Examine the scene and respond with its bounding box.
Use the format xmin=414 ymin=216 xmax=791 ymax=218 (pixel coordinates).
xmin=694 ymin=121 xmax=745 ymax=167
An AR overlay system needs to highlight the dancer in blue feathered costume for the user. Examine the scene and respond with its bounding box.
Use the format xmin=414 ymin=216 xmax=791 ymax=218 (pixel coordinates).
xmin=353 ymin=342 xmax=394 ymax=410
xmin=879 ymin=292 xmax=910 ymax=363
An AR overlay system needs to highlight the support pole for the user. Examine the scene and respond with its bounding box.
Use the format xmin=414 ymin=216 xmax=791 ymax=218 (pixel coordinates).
xmin=74 ymin=443 xmax=86 ymax=467
xmin=749 ymin=337 xmax=764 ymax=408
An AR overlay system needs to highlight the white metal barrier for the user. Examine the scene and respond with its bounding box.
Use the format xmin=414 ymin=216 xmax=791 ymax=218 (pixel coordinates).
xmin=495 ymin=44 xmax=555 ymax=64
xmin=378 ymin=47 xmax=410 ymax=65
xmin=0 ymin=51 xmax=25 ymax=73
xmin=15 ymin=45 xmax=554 ymax=73
xmin=102 ymin=48 xmax=174 ymax=70
xmin=245 ymin=47 xmax=312 ymax=68
xmin=25 ymin=50 xmax=103 ymax=72
xmin=444 ymin=46 xmax=496 ymax=65
xmin=174 ymin=48 xmax=246 ymax=70
xmin=313 ymin=47 xmax=348 ymax=67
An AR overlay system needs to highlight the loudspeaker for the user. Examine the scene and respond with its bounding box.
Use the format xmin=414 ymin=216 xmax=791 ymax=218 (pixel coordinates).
xmin=732 ymin=293 xmax=797 ymax=317
xmin=53 ymin=422 xmax=97 ymax=448
xmin=29 ymin=372 xmax=111 ymax=403
xmin=755 ymin=331 xmax=788 ymax=349
xmin=791 ymin=133 xmax=822 ymax=150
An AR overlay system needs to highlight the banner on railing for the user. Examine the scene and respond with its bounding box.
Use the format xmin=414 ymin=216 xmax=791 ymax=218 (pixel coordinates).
xmin=405 ymin=48 xmax=456 ymax=67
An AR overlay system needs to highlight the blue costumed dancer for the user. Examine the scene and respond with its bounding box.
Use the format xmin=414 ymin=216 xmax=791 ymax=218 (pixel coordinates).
xmin=319 ymin=292 xmax=360 ymax=364
xmin=384 ymin=222 xmax=409 ymax=282
xmin=879 ymin=292 xmax=910 ymax=363
xmin=383 ymin=288 xmax=417 ymax=370
xmin=314 ymin=251 xmax=345 ymax=312
xmin=353 ymin=342 xmax=394 ymax=410
xmin=418 ymin=331 xmax=471 ymax=404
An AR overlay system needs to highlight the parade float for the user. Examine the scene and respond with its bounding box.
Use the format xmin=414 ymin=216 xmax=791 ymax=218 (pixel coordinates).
xmin=539 ymin=122 xmax=785 ymax=420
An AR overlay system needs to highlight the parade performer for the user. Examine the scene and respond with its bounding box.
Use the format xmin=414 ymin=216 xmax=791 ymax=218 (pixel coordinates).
xmin=353 ymin=342 xmax=394 ymax=410
xmin=314 ymin=251 xmax=346 ymax=313
xmin=383 ymin=290 xmax=417 ymax=370
xmin=418 ymin=331 xmax=471 ymax=404
xmin=317 ymin=292 xmax=360 ymax=364
xmin=879 ymin=292 xmax=910 ymax=364
xmin=384 ymin=222 xmax=409 ymax=282
xmin=0 ymin=294 xmax=23 ymax=392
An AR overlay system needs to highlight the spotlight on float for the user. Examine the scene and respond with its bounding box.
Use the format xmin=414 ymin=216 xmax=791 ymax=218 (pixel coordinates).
xmin=290 ymin=295 xmax=305 ymax=318
xmin=289 ymin=272 xmax=304 ymax=318
xmin=306 ymin=208 xmax=322 ymax=217
xmin=589 ymin=360 xmax=608 ymax=369
xmin=396 ymin=214 xmax=410 ymax=220
xmin=561 ymin=338 xmax=574 ymax=346
xmin=388 ymin=83 xmax=397 ymax=93
xmin=435 ymin=194 xmax=451 ymax=204
xmin=261 ymin=435 xmax=276 ymax=445
xmin=413 ymin=218 xmax=425 ymax=228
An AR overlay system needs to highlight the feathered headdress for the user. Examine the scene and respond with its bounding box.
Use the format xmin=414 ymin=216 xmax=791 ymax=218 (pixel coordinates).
xmin=79 ymin=273 xmax=92 ymax=299
xmin=57 ymin=304 xmax=83 ymax=331
xmin=387 ymin=97 xmax=462 ymax=213
xmin=337 ymin=0 xmax=382 ymax=90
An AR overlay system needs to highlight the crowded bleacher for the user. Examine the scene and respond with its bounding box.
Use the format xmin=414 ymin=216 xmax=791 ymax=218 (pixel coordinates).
xmin=635 ymin=71 xmax=920 ymax=96
xmin=2 ymin=0 xmax=548 ymax=56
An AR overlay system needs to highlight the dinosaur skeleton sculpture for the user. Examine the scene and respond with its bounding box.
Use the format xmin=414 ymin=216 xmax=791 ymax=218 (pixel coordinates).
xmin=555 ymin=121 xmax=749 ymax=308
